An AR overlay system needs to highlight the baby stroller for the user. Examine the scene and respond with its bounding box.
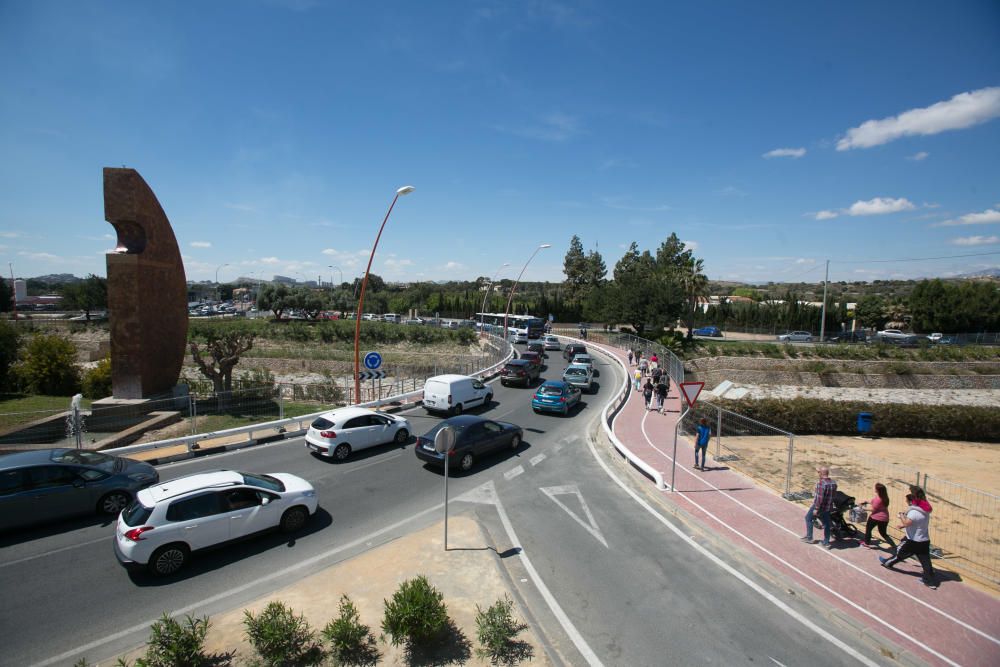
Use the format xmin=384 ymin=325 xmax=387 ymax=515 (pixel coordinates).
xmin=829 ymin=491 xmax=860 ymax=539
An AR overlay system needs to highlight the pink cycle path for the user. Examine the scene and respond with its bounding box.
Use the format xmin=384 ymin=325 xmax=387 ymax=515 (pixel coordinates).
xmin=590 ymin=340 xmax=999 ymax=667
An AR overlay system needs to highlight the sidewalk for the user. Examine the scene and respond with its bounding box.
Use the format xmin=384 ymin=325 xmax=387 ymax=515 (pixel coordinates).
xmin=594 ymin=341 xmax=1000 ymax=667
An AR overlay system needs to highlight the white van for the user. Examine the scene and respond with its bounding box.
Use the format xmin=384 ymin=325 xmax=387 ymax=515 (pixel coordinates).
xmin=507 ymin=327 xmax=528 ymax=344
xmin=422 ymin=374 xmax=493 ymax=415
xmin=383 ymin=313 xmax=401 ymax=324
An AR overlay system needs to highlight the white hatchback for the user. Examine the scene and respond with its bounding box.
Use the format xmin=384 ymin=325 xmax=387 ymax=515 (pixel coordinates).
xmin=114 ymin=470 xmax=318 ymax=576
xmin=305 ymin=407 xmax=411 ymax=460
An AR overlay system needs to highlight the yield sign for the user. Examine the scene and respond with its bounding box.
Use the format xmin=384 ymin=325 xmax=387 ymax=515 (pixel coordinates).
xmin=679 ymin=381 xmax=705 ymax=408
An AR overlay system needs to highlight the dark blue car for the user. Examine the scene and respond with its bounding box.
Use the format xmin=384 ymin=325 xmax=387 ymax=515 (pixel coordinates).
xmin=531 ymin=380 xmax=582 ymax=416
xmin=693 ymin=326 xmax=723 ymax=337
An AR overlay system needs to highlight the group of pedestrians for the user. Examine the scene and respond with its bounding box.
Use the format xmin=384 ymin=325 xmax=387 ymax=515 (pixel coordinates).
xmin=629 ymin=349 xmax=672 ymax=413
xmin=801 ymin=468 xmax=937 ymax=589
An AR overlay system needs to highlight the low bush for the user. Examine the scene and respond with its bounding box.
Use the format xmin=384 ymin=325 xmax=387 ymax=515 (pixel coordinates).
xmin=719 ymin=397 xmax=1000 ymax=442
xmin=12 ymin=333 xmax=80 ymax=395
xmin=243 ymin=601 xmax=324 ymax=666
xmin=382 ymin=575 xmax=450 ymax=647
xmin=81 ymin=356 xmax=112 ymax=399
xmin=475 ymin=595 xmax=530 ymax=665
xmin=119 ymin=613 xmax=223 ymax=667
xmin=321 ymin=595 xmax=379 ymax=666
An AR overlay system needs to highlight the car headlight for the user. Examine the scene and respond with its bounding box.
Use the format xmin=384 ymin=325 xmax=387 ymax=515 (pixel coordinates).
xmin=128 ymin=473 xmax=157 ymax=483
xmin=301 ymin=490 xmax=317 ymax=498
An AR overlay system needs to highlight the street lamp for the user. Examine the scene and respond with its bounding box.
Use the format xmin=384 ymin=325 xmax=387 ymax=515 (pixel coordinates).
xmin=354 ymin=185 xmax=414 ymax=404
xmin=479 ymin=262 xmax=510 ymax=335
xmin=328 ymin=265 xmax=342 ymax=288
xmin=503 ymin=244 xmax=550 ymax=339
xmin=215 ymin=263 xmax=229 ymax=303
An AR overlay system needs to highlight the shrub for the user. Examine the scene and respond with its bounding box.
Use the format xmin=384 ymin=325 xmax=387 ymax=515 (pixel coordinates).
xmin=14 ymin=333 xmax=80 ymax=395
xmin=381 ymin=575 xmax=449 ymax=647
xmin=81 ymin=356 xmax=112 ymax=399
xmin=475 ymin=595 xmax=530 ymax=665
xmin=0 ymin=319 xmax=19 ymax=391
xmin=321 ymin=595 xmax=379 ymax=666
xmin=243 ymin=601 xmax=324 ymax=666
xmin=132 ymin=613 xmax=216 ymax=667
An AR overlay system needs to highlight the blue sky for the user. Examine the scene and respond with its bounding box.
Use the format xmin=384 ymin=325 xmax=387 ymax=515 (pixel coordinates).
xmin=2 ymin=1 xmax=999 ymax=286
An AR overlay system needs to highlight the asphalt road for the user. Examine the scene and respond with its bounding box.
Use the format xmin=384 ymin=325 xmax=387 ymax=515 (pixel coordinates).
xmin=0 ymin=345 xmax=883 ymax=666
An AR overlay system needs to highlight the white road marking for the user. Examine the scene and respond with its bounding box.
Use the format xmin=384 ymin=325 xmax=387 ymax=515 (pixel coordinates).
xmin=504 ymin=465 xmax=525 ymax=480
xmin=530 ymin=453 xmax=546 ymax=466
xmin=540 ymin=485 xmax=608 ymax=549
xmin=342 ymin=451 xmax=402 ymax=473
xmin=599 ymin=419 xmax=881 ymax=667
xmin=460 ymin=481 xmax=604 ymax=667
xmin=637 ymin=410 xmax=999 ymax=654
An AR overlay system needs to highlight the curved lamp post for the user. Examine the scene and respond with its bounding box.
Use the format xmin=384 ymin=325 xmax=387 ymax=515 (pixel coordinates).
xmin=215 ymin=263 xmax=229 ymax=303
xmin=479 ymin=262 xmax=510 ymax=335
xmin=503 ymin=244 xmax=550 ymax=339
xmin=354 ymin=185 xmax=414 ymax=404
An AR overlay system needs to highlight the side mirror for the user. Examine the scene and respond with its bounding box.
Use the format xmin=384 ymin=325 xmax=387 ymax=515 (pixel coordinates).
xmin=73 ymin=478 xmax=85 ymax=488
xmin=261 ymin=496 xmax=271 ymax=505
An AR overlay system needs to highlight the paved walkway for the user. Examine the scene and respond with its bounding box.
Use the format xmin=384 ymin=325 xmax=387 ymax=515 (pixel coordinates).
xmin=590 ymin=340 xmax=1000 ymax=667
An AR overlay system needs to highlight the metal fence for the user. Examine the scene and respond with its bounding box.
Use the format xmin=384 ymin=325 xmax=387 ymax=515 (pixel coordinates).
xmin=554 ymin=328 xmax=685 ymax=388
xmin=678 ymin=401 xmax=1000 ymax=586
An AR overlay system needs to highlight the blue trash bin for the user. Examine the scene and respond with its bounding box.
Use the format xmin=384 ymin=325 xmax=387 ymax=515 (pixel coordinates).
xmin=857 ymin=412 xmax=873 ymax=434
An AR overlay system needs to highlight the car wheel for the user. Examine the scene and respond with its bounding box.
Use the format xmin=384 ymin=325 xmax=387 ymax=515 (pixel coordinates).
xmin=510 ymin=434 xmax=521 ymax=450
xmin=563 ymin=405 xmax=569 ymax=416
xmin=394 ymin=428 xmax=410 ymax=444
xmin=98 ymin=491 xmax=131 ymax=516
xmin=452 ymin=403 xmax=463 ymax=416
xmin=333 ymin=443 xmax=351 ymax=460
xmin=485 ymin=393 xmax=493 ymax=406
xmin=459 ymin=452 xmax=475 ymax=471
xmin=148 ymin=543 xmax=189 ymax=576
xmin=280 ymin=506 xmax=309 ymax=533
xmin=532 ymin=408 xmax=540 ymax=414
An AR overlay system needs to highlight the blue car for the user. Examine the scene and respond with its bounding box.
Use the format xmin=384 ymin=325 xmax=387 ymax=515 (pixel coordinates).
xmin=531 ymin=380 xmax=582 ymax=416
xmin=693 ymin=326 xmax=723 ymax=337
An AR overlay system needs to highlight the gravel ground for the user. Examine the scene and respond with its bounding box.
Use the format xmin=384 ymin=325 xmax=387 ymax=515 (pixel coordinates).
xmin=737 ymin=385 xmax=1000 ymax=406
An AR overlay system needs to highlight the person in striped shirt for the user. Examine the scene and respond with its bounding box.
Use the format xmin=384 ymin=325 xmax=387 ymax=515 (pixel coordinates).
xmin=802 ymin=466 xmax=838 ymax=549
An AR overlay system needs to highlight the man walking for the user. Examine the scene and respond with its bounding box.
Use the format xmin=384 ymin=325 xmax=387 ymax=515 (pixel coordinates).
xmin=695 ymin=418 xmax=711 ymax=470
xmin=802 ymin=466 xmax=837 ymax=549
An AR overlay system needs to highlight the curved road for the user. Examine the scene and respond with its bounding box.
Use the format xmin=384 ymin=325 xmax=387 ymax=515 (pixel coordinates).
xmin=0 ymin=347 xmax=885 ymax=666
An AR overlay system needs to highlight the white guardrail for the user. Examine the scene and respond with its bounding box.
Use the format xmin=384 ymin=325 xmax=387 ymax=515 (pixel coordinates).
xmin=107 ymin=339 xmax=515 ymax=459
xmin=561 ymin=335 xmax=667 ymax=490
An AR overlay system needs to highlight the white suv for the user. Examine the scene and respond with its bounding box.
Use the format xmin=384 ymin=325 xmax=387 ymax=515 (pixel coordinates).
xmin=114 ymin=470 xmax=318 ymax=576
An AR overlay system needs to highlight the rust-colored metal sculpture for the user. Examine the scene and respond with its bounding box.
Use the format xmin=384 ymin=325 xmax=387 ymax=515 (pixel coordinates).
xmin=104 ymin=168 xmax=188 ymax=398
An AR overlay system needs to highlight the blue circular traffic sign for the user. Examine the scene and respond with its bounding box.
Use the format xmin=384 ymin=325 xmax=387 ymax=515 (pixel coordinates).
xmin=363 ymin=351 xmax=382 ymax=370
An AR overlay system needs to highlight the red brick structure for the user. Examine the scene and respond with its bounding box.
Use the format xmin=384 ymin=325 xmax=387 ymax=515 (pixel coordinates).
xmin=104 ymin=168 xmax=188 ymax=398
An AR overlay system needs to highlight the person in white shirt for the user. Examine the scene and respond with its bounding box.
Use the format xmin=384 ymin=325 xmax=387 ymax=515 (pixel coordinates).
xmin=879 ymin=485 xmax=937 ymax=589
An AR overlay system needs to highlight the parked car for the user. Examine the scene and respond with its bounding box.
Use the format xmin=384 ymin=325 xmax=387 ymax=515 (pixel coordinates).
xmin=500 ymin=359 xmax=540 ymax=387
xmin=531 ymin=380 xmax=583 ymax=416
xmin=526 ymin=341 xmax=547 ymax=357
xmin=562 ymin=363 xmax=594 ymax=393
xmin=877 ymin=329 xmax=918 ymax=345
xmin=304 ymin=407 xmax=411 ymax=460
xmin=414 ymin=415 xmax=523 ymax=472
xmin=543 ymin=335 xmax=561 ymax=351
xmin=926 ymin=332 xmax=944 ymax=343
xmin=402 ymin=318 xmax=424 ymax=325
xmin=692 ymin=326 xmax=723 ymax=337
xmin=422 ymin=374 xmax=493 ymax=415
xmin=519 ymin=350 xmax=544 ymax=371
xmin=829 ymin=330 xmax=868 ymax=343
xmin=114 ymin=470 xmax=318 ymax=575
xmin=0 ymin=448 xmax=159 ymax=532
xmin=777 ymin=331 xmax=813 ymax=342
xmin=570 ymin=353 xmax=594 ymax=371
xmin=563 ymin=343 xmax=587 ymax=362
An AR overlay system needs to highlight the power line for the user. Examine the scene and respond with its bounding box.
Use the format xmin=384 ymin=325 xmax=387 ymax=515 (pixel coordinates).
xmin=831 ymin=250 xmax=1000 ymax=265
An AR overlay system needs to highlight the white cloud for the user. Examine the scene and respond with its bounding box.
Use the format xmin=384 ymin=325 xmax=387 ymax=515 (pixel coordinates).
xmin=815 ymin=210 xmax=839 ymax=220
xmin=260 ymin=257 xmax=281 ymax=264
xmin=224 ymin=202 xmax=257 ymax=212
xmin=18 ymin=251 xmax=60 ymax=261
xmin=762 ymin=147 xmax=806 ymax=159
xmin=190 ymin=241 xmax=212 ymax=248
xmin=951 ymin=235 xmax=999 ymax=246
xmin=444 ymin=261 xmax=465 ymax=270
xmin=795 ymin=258 xmax=816 ymax=264
xmin=933 ymin=208 xmax=1000 ymax=227
xmin=600 ymin=195 xmax=670 ymax=212
xmin=847 ymin=197 xmax=915 ymax=216
xmin=837 ymin=87 xmax=1000 ymax=150
xmin=385 ymin=258 xmax=413 ymax=268
xmin=907 ymin=151 xmax=929 ymax=161
xmin=493 ymin=112 xmax=583 ymax=142
xmin=682 ymin=240 xmax=699 ymax=252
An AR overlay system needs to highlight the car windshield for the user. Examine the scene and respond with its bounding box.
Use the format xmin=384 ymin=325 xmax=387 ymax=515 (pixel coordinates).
xmin=311 ymin=417 xmax=335 ymax=429
xmin=539 ymin=385 xmax=563 ymax=396
xmin=50 ymin=449 xmax=116 ymax=471
xmin=121 ymin=500 xmax=153 ymax=526
xmin=423 ymin=421 xmax=471 ymax=439
xmin=241 ymin=472 xmax=285 ymax=492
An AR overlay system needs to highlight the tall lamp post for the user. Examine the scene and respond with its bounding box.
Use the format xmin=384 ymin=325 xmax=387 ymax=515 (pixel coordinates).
xmin=328 ymin=265 xmax=342 ymax=289
xmin=215 ymin=263 xmax=229 ymax=303
xmin=503 ymin=244 xmax=550 ymax=338
xmin=354 ymin=185 xmax=414 ymax=404
xmin=479 ymin=262 xmax=510 ymax=334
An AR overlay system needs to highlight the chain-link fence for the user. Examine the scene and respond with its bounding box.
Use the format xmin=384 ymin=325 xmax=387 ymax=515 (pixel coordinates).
xmin=679 ymin=401 xmax=1000 ymax=585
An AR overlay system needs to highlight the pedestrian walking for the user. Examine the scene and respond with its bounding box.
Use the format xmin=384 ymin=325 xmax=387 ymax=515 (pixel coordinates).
xmin=859 ymin=482 xmax=897 ymax=551
xmin=802 ymin=466 xmax=837 ymax=548
xmin=651 ymin=365 xmax=663 ymax=384
xmin=654 ymin=380 xmax=668 ymax=412
xmin=642 ymin=379 xmax=654 ymax=410
xmin=695 ymin=418 xmax=711 ymax=469
xmin=880 ymin=486 xmax=938 ymax=588
xmin=633 ymin=368 xmax=642 ymax=392
xmin=628 ymin=350 xmax=634 ymax=366
xmin=638 ymin=357 xmax=649 ymax=376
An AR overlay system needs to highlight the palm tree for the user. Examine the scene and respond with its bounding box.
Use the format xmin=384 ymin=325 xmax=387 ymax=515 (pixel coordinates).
xmin=680 ymin=257 xmax=709 ymax=337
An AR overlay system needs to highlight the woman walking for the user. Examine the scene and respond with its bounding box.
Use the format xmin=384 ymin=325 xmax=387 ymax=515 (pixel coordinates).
xmin=654 ymin=380 xmax=668 ymax=412
xmin=642 ymin=379 xmax=654 ymax=410
xmin=859 ymin=483 xmax=897 ymax=551
xmin=880 ymin=486 xmax=938 ymax=589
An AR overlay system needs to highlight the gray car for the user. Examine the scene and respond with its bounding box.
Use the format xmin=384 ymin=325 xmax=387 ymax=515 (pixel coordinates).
xmin=0 ymin=448 xmax=159 ymax=531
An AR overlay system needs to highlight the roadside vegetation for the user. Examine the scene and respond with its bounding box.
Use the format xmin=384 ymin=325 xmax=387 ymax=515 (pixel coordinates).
xmin=696 ymin=340 xmax=1000 ymax=362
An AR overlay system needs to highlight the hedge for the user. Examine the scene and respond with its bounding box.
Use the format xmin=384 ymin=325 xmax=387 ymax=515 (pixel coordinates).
xmin=717 ymin=397 xmax=1000 ymax=442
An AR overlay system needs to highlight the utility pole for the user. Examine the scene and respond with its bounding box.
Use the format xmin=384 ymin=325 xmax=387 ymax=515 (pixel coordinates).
xmin=819 ymin=259 xmax=830 ymax=342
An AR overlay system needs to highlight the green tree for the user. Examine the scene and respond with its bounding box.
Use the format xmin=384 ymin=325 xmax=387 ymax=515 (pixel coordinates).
xmin=0 ymin=320 xmax=19 ymax=390
xmin=289 ymin=288 xmax=328 ymax=319
xmin=853 ymin=294 xmax=887 ymax=329
xmin=61 ymin=274 xmax=108 ymax=320
xmin=0 ymin=277 xmax=11 ymax=313
xmin=562 ymin=235 xmax=588 ymax=303
xmin=189 ymin=331 xmax=256 ymax=394
xmin=257 ymin=283 xmax=293 ymax=319
xmin=15 ymin=333 xmax=80 ymax=395
xmin=678 ymin=256 xmax=709 ymax=337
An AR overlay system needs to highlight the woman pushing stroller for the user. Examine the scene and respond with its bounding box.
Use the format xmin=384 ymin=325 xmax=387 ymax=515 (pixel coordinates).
xmin=858 ymin=482 xmax=897 ymax=552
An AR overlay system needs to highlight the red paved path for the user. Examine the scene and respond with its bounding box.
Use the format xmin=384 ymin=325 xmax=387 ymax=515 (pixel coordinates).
xmin=588 ymin=339 xmax=999 ymax=667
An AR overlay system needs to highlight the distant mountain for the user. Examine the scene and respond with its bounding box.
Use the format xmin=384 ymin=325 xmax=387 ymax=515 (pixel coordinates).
xmin=29 ymin=274 xmax=80 ymax=284
xmin=954 ymin=268 xmax=1000 ymax=279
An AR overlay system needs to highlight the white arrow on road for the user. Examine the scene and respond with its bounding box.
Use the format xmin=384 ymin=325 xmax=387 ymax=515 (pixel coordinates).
xmin=541 ymin=485 xmax=608 ymax=549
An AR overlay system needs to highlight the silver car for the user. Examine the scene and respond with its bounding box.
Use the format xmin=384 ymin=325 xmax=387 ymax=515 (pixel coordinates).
xmin=0 ymin=448 xmax=159 ymax=531
xmin=777 ymin=331 xmax=813 ymax=342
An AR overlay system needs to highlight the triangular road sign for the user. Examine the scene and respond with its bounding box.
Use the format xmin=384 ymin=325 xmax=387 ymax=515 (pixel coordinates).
xmin=679 ymin=381 xmax=705 ymax=408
